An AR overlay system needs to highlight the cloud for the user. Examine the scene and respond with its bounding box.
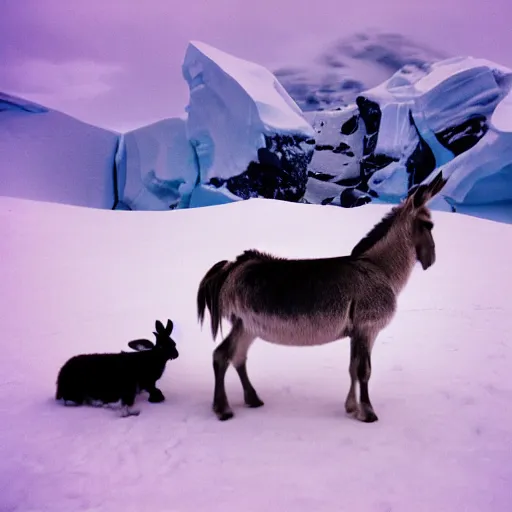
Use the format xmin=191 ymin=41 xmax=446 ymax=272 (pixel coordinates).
xmin=2 ymin=59 xmax=123 ymax=103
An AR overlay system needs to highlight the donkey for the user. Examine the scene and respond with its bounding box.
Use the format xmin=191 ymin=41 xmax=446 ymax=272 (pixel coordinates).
xmin=197 ymin=171 xmax=447 ymax=423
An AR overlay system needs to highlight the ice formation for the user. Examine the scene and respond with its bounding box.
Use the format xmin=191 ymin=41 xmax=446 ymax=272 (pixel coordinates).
xmin=2 ymin=41 xmax=512 ymax=220
xmin=305 ymin=56 xmax=512 ymax=209
xmin=117 ymin=118 xmax=198 ymax=210
xmin=0 ymin=93 xmax=119 ymax=209
xmin=182 ymin=40 xmax=315 ymax=207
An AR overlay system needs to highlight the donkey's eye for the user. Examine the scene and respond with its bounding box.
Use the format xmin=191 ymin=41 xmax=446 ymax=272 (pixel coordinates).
xmin=421 ymin=220 xmax=434 ymax=230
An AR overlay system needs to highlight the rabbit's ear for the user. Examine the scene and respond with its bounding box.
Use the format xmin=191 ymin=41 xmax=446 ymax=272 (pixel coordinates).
xmin=128 ymin=339 xmax=154 ymax=351
xmin=165 ymin=319 xmax=174 ymax=334
xmin=155 ymin=320 xmax=165 ymax=333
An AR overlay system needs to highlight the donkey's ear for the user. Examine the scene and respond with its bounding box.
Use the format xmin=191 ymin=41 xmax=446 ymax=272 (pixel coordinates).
xmin=407 ymin=171 xmax=448 ymax=209
xmin=127 ymin=339 xmax=154 ymax=351
xmin=155 ymin=320 xmax=165 ymax=333
xmin=165 ymin=319 xmax=174 ymax=334
xmin=427 ymin=171 xmax=448 ymax=198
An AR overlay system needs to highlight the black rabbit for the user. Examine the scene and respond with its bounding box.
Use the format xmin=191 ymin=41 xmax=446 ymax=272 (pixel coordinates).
xmin=55 ymin=319 xmax=179 ymax=417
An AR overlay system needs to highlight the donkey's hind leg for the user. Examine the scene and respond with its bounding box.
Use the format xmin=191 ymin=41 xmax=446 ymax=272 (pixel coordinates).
xmin=212 ymin=321 xmax=240 ymax=421
xmin=230 ymin=324 xmax=263 ymax=409
xmin=212 ymin=319 xmax=261 ymax=421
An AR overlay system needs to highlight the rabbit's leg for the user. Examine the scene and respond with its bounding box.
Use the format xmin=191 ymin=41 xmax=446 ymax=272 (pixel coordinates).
xmin=146 ymin=383 xmax=165 ymax=403
xmin=119 ymin=385 xmax=140 ymax=417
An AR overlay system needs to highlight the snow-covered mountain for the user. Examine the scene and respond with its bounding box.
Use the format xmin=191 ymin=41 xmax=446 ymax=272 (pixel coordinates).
xmin=274 ymin=32 xmax=448 ymax=112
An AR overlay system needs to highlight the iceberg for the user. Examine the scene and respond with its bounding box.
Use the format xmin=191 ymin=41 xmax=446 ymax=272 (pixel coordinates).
xmin=182 ymin=40 xmax=315 ymax=205
xmin=0 ymin=93 xmax=119 ymax=209
xmin=2 ymin=41 xmax=512 ymax=221
xmin=304 ymin=56 xmax=512 ymax=209
xmin=117 ymin=118 xmax=198 ymax=210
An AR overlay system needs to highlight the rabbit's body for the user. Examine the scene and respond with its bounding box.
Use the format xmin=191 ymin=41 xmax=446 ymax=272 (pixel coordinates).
xmin=55 ymin=319 xmax=179 ymax=417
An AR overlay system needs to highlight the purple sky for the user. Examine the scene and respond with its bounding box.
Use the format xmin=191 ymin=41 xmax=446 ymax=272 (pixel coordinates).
xmin=1 ymin=0 xmax=510 ymax=131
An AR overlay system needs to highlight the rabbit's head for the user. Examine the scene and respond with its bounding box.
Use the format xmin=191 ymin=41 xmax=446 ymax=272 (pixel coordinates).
xmin=127 ymin=319 xmax=179 ymax=361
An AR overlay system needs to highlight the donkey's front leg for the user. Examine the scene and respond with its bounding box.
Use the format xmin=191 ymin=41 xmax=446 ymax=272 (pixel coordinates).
xmin=345 ymin=338 xmax=359 ymax=415
xmin=346 ymin=333 xmax=378 ymax=423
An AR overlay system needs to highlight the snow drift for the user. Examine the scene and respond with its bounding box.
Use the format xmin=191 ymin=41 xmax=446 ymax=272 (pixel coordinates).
xmin=0 ymin=92 xmax=119 ymax=209
xmin=1 ymin=195 xmax=511 ymax=512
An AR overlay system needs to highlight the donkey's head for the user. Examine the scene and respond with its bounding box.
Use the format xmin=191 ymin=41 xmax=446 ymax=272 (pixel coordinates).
xmin=401 ymin=171 xmax=448 ymax=270
xmin=351 ymin=171 xmax=448 ymax=272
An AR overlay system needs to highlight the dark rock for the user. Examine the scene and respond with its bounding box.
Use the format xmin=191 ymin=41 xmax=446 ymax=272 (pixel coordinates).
xmin=360 ymin=153 xmax=398 ymax=179
xmin=308 ymin=170 xmax=337 ymax=182
xmin=314 ymin=142 xmax=354 ymax=156
xmin=331 ymin=142 xmax=352 ymax=154
xmin=321 ymin=196 xmax=335 ymax=205
xmin=341 ymin=115 xmax=359 ymax=135
xmin=256 ymin=147 xmax=281 ymax=168
xmin=362 ymin=133 xmax=378 ymax=155
xmin=210 ymin=134 xmax=314 ymax=202
xmin=435 ymin=114 xmax=488 ymax=156
xmin=340 ymin=188 xmax=372 ymax=207
xmin=356 ymin=96 xmax=381 ymax=135
xmin=406 ymin=113 xmax=436 ymax=188
xmin=335 ymin=176 xmax=361 ymax=187
xmin=356 ymin=96 xmax=382 ymax=156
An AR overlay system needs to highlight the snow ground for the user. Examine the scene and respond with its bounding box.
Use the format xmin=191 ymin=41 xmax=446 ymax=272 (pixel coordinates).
xmin=1 ymin=196 xmax=511 ymax=512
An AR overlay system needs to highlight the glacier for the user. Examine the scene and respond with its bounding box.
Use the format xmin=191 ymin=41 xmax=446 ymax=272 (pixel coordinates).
xmin=117 ymin=118 xmax=198 ymax=210
xmin=182 ymin=40 xmax=315 ymax=207
xmin=0 ymin=93 xmax=119 ymax=209
xmin=1 ymin=38 xmax=512 ymax=222
xmin=305 ymin=56 xmax=512 ymax=211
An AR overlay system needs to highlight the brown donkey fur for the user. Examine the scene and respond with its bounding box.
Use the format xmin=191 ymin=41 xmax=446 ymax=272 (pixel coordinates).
xmin=197 ymin=171 xmax=448 ymax=422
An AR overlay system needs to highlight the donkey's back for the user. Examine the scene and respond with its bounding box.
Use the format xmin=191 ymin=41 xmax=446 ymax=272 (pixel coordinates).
xmin=199 ymin=249 xmax=396 ymax=346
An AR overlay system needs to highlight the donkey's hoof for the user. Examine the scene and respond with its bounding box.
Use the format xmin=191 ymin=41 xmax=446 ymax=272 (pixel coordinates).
xmin=356 ymin=408 xmax=379 ymax=423
xmin=245 ymin=395 xmax=264 ymax=408
xmin=217 ymin=410 xmax=234 ymax=421
xmin=213 ymin=403 xmax=234 ymax=421
xmin=345 ymin=401 xmax=358 ymax=415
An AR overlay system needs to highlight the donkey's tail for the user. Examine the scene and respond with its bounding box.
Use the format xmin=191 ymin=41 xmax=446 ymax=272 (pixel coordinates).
xmin=197 ymin=259 xmax=232 ymax=341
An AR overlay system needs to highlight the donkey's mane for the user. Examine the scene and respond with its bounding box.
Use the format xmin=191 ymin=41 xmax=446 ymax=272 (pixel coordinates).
xmin=351 ymin=207 xmax=400 ymax=257
xmin=235 ymin=249 xmax=282 ymax=263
